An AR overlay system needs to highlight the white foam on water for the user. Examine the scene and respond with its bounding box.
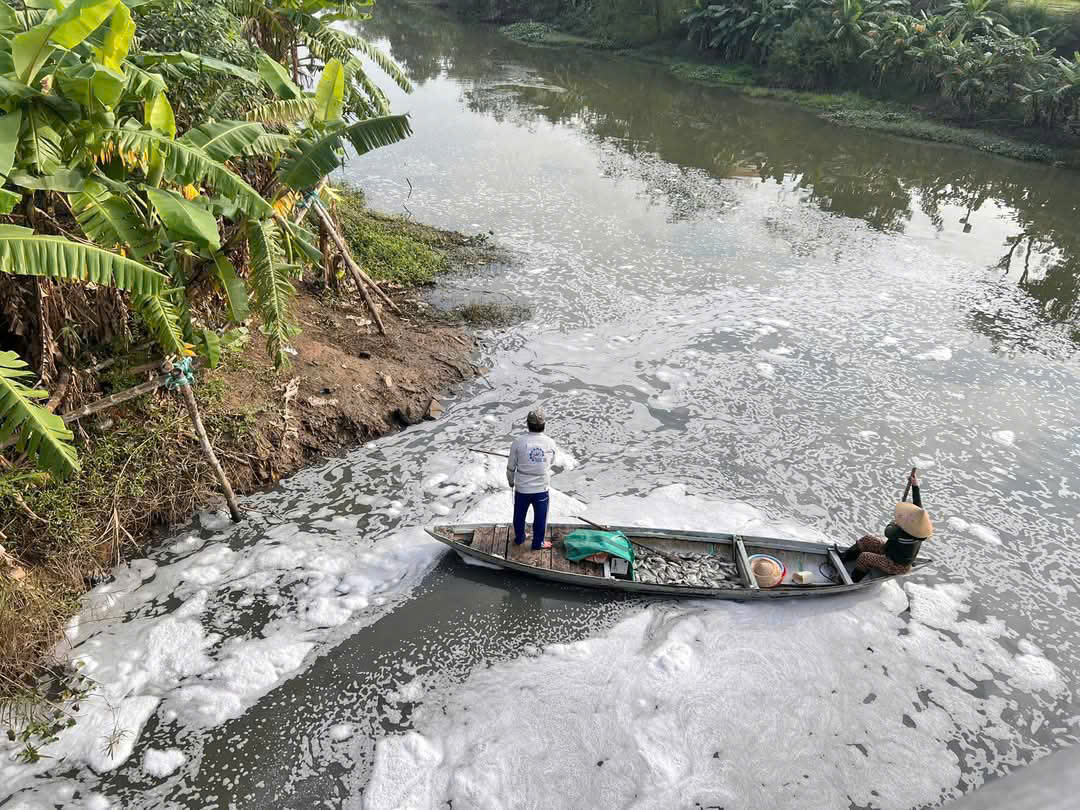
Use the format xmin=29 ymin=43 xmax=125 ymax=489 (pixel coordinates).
xmin=142 ymin=748 xmax=186 ymax=778
xmin=915 ymin=346 xmax=952 ymax=361
xmin=755 ymin=361 xmax=775 ymax=378
xmin=946 ymin=518 xmax=1003 ymax=547
xmin=991 ymin=430 xmax=1016 ymax=446
xmin=364 ymin=574 xmax=1066 ymax=810
xmin=0 ymin=521 xmax=447 ymax=792
xmin=330 ymin=724 xmax=356 ymax=742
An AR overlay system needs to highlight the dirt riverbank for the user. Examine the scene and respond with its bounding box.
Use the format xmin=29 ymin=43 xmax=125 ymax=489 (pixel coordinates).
xmin=0 ymin=212 xmax=506 ymax=696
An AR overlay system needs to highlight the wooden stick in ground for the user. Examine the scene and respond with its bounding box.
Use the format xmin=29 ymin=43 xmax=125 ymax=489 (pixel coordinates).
xmin=310 ymin=202 xmax=400 ymax=313
xmin=163 ymin=360 xmax=243 ymax=524
xmin=307 ymin=207 xmax=387 ymax=335
xmin=61 ymin=373 xmax=173 ymax=423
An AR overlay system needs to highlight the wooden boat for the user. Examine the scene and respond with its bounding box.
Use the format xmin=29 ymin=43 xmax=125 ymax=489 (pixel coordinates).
xmin=425 ymin=522 xmax=932 ymax=600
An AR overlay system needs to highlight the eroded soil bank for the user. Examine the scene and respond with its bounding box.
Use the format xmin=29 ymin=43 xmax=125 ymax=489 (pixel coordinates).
xmin=0 ymin=212 xmax=506 ymax=695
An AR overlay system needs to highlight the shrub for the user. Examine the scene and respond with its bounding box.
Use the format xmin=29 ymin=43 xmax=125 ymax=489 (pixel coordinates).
xmin=768 ymin=15 xmax=844 ymax=88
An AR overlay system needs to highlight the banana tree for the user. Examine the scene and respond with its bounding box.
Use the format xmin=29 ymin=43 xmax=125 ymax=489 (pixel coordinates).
xmin=245 ymin=57 xmax=412 ymax=332
xmin=0 ymin=0 xmax=309 ymax=477
xmin=228 ymin=0 xmax=412 ymax=117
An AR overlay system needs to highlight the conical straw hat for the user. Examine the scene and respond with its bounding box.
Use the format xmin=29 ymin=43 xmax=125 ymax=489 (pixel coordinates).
xmin=894 ymin=502 xmax=933 ymax=539
xmin=750 ymin=555 xmax=784 ymax=588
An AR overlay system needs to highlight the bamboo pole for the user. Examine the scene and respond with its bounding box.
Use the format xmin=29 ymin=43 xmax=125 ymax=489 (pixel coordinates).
xmin=61 ymin=373 xmax=173 ymax=423
xmin=305 ymin=204 xmax=387 ymax=335
xmin=163 ymin=359 xmax=243 ymax=524
xmin=310 ymin=201 xmax=401 ymax=313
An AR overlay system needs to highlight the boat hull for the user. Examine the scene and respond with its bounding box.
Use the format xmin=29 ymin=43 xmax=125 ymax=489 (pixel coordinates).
xmin=426 ymin=522 xmax=931 ymax=600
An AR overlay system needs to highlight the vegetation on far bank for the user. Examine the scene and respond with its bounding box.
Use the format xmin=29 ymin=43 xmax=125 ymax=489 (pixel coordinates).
xmin=499 ymin=0 xmax=1080 ymax=166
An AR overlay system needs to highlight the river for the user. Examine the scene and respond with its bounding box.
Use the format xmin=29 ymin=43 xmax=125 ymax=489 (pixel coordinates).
xmin=2 ymin=4 xmax=1079 ymax=808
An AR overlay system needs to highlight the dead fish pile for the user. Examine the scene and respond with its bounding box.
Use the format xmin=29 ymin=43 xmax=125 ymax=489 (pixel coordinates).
xmin=633 ymin=549 xmax=742 ymax=588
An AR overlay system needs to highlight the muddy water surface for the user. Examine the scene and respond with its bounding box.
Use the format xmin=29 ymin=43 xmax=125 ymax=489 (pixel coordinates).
xmin=2 ymin=5 xmax=1079 ymax=809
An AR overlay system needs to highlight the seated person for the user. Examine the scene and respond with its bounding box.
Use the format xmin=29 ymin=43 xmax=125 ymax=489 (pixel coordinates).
xmin=839 ymin=470 xmax=932 ymax=581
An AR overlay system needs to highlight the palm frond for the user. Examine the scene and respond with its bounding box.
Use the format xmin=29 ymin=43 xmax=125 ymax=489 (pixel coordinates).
xmin=247 ymin=217 xmax=299 ymax=368
xmin=0 ymin=224 xmax=165 ymax=293
xmin=0 ymin=350 xmax=79 ymax=480
xmin=277 ymin=114 xmax=410 ymax=191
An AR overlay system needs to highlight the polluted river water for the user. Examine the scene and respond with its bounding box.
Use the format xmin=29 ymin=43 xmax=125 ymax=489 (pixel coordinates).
xmin=3 ymin=5 xmax=1080 ymax=808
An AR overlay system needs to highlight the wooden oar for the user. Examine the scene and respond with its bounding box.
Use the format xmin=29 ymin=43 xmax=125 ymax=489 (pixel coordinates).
xmin=902 ymin=466 xmax=916 ymax=502
xmin=469 ymin=447 xmax=509 ymax=458
xmin=571 ymin=515 xmax=683 ymax=563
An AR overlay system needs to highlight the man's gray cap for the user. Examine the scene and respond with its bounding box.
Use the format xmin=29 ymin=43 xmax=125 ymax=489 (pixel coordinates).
xmin=527 ymin=407 xmax=545 ymax=427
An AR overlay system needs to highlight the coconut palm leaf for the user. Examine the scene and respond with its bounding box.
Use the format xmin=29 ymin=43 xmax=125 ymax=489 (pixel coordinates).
xmin=132 ymin=291 xmax=189 ymax=356
xmin=178 ymin=120 xmax=266 ymax=162
xmin=0 ymin=224 xmax=165 ymax=293
xmin=0 ymin=350 xmax=79 ymax=479
xmin=105 ymin=127 xmax=273 ymax=218
xmin=247 ymin=217 xmax=298 ymax=368
xmin=276 ymin=114 xmax=410 ymax=191
xmin=244 ymin=98 xmax=318 ymax=125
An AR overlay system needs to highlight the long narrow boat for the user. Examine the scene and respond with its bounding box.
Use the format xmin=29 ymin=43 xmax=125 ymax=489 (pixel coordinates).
xmin=426 ymin=522 xmax=932 ymax=600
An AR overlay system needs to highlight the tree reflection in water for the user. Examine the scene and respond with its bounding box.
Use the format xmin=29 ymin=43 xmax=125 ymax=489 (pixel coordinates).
xmin=352 ymin=4 xmax=1080 ymax=348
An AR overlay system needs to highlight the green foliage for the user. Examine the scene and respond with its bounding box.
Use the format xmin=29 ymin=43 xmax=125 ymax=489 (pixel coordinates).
xmin=682 ymin=0 xmax=1080 ymax=126
xmin=0 ymin=351 xmax=78 ymax=480
xmin=0 ymin=225 xmax=166 ymax=294
xmin=277 ymin=114 xmax=412 ymax=191
xmin=336 ymin=193 xmax=448 ymax=286
xmin=503 ymin=21 xmax=555 ymax=41
xmin=229 ymin=0 xmax=412 ymax=119
xmin=247 ymin=218 xmax=298 ymax=368
xmin=0 ymin=0 xmax=414 ymax=479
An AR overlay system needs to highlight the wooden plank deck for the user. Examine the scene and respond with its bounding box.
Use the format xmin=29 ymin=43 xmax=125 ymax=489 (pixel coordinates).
xmin=471 ymin=526 xmax=495 ymax=555
xmin=491 ymin=524 xmax=509 ymax=559
xmin=508 ymin=524 xmax=552 ymax=569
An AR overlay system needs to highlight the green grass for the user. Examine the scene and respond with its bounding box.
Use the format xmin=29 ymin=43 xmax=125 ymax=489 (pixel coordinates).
xmin=668 ymin=62 xmax=760 ymax=87
xmin=662 ymin=56 xmax=1077 ymax=166
xmin=334 ymin=188 xmax=449 ymax=286
xmin=502 ymin=21 xmax=555 ymax=42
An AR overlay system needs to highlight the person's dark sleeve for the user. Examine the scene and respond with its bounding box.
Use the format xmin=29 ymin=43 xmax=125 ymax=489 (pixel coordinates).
xmin=911 ymin=484 xmax=922 ymax=507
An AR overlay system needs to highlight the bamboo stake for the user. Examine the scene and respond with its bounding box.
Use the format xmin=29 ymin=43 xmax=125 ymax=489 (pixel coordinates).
xmin=305 ymin=205 xmax=386 ymax=335
xmin=310 ymin=200 xmax=401 ymax=313
xmin=163 ymin=360 xmax=243 ymax=524
xmin=61 ymin=373 xmax=173 ymax=424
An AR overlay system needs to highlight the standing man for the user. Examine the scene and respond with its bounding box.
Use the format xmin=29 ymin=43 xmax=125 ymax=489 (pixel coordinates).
xmin=507 ymin=407 xmax=556 ymax=550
